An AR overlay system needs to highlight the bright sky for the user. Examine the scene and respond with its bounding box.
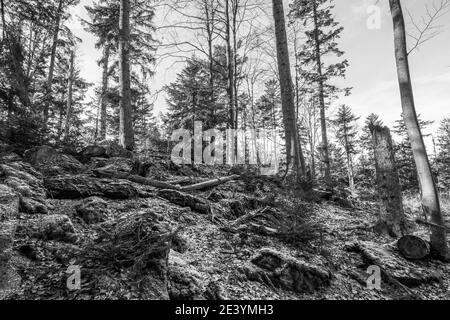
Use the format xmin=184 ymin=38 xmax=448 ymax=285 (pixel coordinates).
xmin=68 ymin=0 xmax=450 ymax=145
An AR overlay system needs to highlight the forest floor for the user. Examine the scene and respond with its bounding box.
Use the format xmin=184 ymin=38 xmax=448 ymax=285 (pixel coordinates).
xmin=1 ymin=145 xmax=450 ymax=300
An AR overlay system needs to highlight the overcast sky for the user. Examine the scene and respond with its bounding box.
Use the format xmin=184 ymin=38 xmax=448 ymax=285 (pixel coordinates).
xmin=68 ymin=0 xmax=450 ymax=144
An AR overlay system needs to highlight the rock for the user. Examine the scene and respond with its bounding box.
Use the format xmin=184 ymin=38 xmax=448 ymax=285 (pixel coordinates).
xmin=397 ymin=235 xmax=430 ymax=260
xmin=168 ymin=250 xmax=206 ymax=300
xmin=204 ymin=281 xmax=227 ymax=300
xmin=1 ymin=163 xmax=46 ymax=198
xmin=0 ymin=152 xmax=22 ymax=164
xmin=347 ymin=240 xmax=442 ymax=287
xmin=81 ymin=140 xmax=133 ymax=161
xmin=75 ymin=197 xmax=108 ymax=224
xmin=0 ymin=184 xmax=19 ymax=219
xmin=44 ymin=175 xmax=139 ymax=199
xmin=19 ymin=197 xmax=48 ymax=215
xmin=23 ymin=145 xmax=87 ymax=176
xmin=157 ymin=189 xmax=211 ymax=215
xmin=90 ymin=157 xmax=136 ymax=175
xmin=246 ymin=248 xmax=331 ymax=293
xmin=0 ymin=222 xmax=18 ymax=294
xmin=171 ymin=233 xmax=188 ymax=253
xmin=17 ymin=214 xmax=77 ymax=243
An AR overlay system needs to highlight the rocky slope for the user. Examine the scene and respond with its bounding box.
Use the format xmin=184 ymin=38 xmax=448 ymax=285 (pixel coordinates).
xmin=1 ymin=144 xmax=449 ymax=300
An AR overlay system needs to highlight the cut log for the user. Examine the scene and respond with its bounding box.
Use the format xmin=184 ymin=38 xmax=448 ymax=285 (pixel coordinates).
xmin=93 ymin=169 xmax=181 ymax=191
xmin=397 ymin=235 xmax=430 ymax=260
xmin=181 ymin=175 xmax=240 ymax=191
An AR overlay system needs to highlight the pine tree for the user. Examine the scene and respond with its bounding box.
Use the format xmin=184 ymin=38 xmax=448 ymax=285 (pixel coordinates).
xmin=290 ymin=0 xmax=350 ymax=182
xmin=332 ymin=105 xmax=359 ymax=192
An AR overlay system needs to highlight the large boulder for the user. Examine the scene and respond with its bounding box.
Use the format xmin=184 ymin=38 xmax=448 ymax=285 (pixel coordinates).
xmin=23 ymin=146 xmax=87 ymax=176
xmin=0 ymin=222 xmax=20 ymax=296
xmin=80 ymin=140 xmax=133 ymax=161
xmin=0 ymin=184 xmax=19 ymax=219
xmin=44 ymin=175 xmax=139 ymax=200
xmin=17 ymin=214 xmax=77 ymax=243
xmin=19 ymin=197 xmax=48 ymax=215
xmin=242 ymin=248 xmax=331 ymax=294
xmin=74 ymin=197 xmax=108 ymax=224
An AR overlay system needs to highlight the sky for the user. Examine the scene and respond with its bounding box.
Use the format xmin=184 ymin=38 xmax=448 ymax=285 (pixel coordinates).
xmin=68 ymin=0 xmax=450 ymax=145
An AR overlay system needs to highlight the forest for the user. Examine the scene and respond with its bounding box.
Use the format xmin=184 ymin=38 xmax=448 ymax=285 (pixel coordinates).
xmin=1 ymin=0 xmax=450 ymax=302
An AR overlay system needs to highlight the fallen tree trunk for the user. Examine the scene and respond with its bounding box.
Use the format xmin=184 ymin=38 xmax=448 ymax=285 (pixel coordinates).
xmin=181 ymin=175 xmax=240 ymax=191
xmin=93 ymin=169 xmax=181 ymax=191
xmin=397 ymin=235 xmax=430 ymax=260
xmin=415 ymin=219 xmax=450 ymax=232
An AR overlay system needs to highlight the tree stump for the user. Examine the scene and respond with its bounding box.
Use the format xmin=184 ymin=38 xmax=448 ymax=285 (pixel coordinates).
xmin=397 ymin=235 xmax=430 ymax=260
xmin=371 ymin=125 xmax=406 ymax=237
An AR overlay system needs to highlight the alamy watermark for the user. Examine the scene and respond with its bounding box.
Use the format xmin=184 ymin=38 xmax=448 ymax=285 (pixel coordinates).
xmin=170 ymin=121 xmax=281 ymax=176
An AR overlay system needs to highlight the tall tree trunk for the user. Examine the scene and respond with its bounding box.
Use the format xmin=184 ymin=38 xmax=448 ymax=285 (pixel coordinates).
xmin=371 ymin=125 xmax=406 ymax=237
xmin=312 ymin=0 xmax=331 ymax=182
xmin=119 ymin=0 xmax=135 ymax=151
xmin=389 ymin=0 xmax=448 ymax=258
xmin=99 ymin=44 xmax=110 ymax=140
xmin=43 ymin=0 xmax=64 ymax=127
xmin=1 ymin=0 xmax=6 ymax=40
xmin=225 ymin=0 xmax=235 ymax=130
xmin=272 ymin=0 xmax=306 ymax=180
xmin=63 ymin=51 xmax=75 ymax=143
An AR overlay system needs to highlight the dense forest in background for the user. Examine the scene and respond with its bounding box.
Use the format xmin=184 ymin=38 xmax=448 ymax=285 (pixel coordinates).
xmin=1 ymin=0 xmax=450 ymax=301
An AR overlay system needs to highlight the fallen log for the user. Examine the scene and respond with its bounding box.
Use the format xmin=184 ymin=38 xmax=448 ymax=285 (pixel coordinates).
xmin=181 ymin=175 xmax=240 ymax=191
xmin=157 ymin=189 xmax=211 ymax=215
xmin=397 ymin=235 xmax=430 ymax=260
xmin=415 ymin=218 xmax=450 ymax=232
xmin=93 ymin=169 xmax=181 ymax=191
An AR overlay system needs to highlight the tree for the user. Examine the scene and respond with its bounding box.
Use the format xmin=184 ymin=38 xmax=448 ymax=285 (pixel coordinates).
xmin=393 ymin=114 xmax=433 ymax=191
xmin=389 ymin=0 xmax=448 ymax=259
xmin=332 ymin=105 xmax=359 ymax=193
xmin=118 ymin=0 xmax=134 ymax=150
xmin=290 ymin=0 xmax=349 ymax=182
xmin=63 ymin=50 xmax=75 ymax=143
xmin=436 ymin=116 xmax=450 ymax=190
xmin=272 ymin=0 xmax=306 ymax=181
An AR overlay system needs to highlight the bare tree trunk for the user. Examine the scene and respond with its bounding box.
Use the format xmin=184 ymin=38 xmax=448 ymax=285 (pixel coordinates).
xmin=63 ymin=51 xmax=75 ymax=143
xmin=119 ymin=0 xmax=135 ymax=151
xmin=372 ymin=125 xmax=406 ymax=237
xmin=43 ymin=0 xmax=64 ymax=127
xmin=1 ymin=0 xmax=6 ymax=40
xmin=225 ymin=0 xmax=235 ymax=130
xmin=99 ymin=44 xmax=110 ymax=140
xmin=312 ymin=0 xmax=331 ymax=182
xmin=272 ymin=0 xmax=306 ymax=180
xmin=389 ymin=0 xmax=448 ymax=258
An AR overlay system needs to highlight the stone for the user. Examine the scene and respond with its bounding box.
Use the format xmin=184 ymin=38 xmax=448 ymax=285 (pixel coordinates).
xmin=17 ymin=215 xmax=78 ymax=243
xmin=246 ymin=248 xmax=331 ymax=293
xmin=0 ymin=184 xmax=19 ymax=219
xmin=19 ymin=197 xmax=49 ymax=215
xmin=75 ymin=197 xmax=108 ymax=224
xmin=80 ymin=140 xmax=133 ymax=161
xmin=23 ymin=145 xmax=86 ymax=176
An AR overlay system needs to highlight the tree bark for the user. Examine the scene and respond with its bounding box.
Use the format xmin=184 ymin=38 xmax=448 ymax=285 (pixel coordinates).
xmin=225 ymin=0 xmax=235 ymax=130
xmin=43 ymin=0 xmax=64 ymax=127
xmin=63 ymin=51 xmax=75 ymax=143
xmin=371 ymin=125 xmax=406 ymax=237
xmin=389 ymin=0 xmax=448 ymax=258
xmin=312 ymin=0 xmax=331 ymax=182
xmin=272 ymin=0 xmax=306 ymax=180
xmin=99 ymin=44 xmax=110 ymax=140
xmin=119 ymin=0 xmax=135 ymax=151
